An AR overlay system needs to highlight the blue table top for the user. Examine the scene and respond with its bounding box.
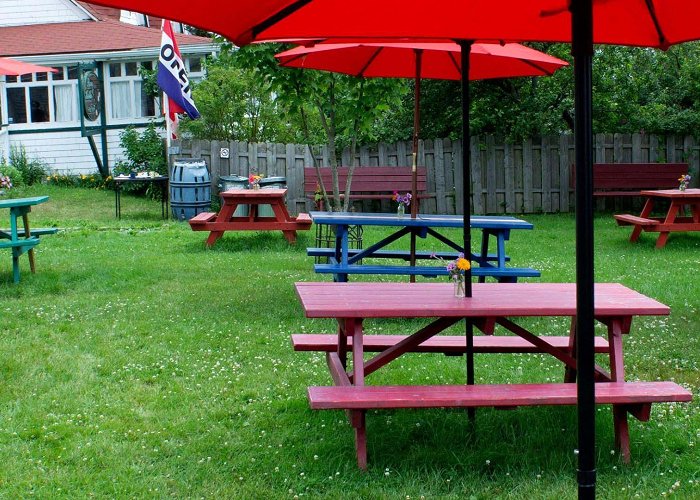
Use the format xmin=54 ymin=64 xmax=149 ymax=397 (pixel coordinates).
xmin=0 ymin=196 xmax=49 ymax=209
xmin=309 ymin=212 xmax=533 ymax=230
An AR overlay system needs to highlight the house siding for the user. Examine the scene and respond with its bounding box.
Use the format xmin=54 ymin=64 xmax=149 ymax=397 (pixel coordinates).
xmin=0 ymin=0 xmax=89 ymax=27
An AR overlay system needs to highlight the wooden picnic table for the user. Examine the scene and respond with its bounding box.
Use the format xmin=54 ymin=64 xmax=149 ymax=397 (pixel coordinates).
xmin=614 ymin=188 xmax=700 ymax=248
xmin=293 ymin=281 xmax=692 ymax=469
xmin=0 ymin=195 xmax=55 ymax=283
xmin=307 ymin=211 xmax=540 ymax=282
xmin=188 ymin=188 xmax=311 ymax=247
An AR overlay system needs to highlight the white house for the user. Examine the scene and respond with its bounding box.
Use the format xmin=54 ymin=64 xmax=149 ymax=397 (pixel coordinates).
xmin=0 ymin=1 xmax=217 ymax=174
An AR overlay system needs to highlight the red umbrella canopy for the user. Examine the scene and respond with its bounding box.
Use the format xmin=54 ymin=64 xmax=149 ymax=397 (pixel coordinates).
xmin=83 ymin=0 xmax=700 ymax=48
xmin=0 ymin=57 xmax=57 ymax=76
xmin=275 ymin=42 xmax=567 ymax=80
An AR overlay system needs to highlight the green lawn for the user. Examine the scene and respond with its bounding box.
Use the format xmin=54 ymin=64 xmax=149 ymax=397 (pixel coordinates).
xmin=1 ymin=185 xmax=698 ymax=499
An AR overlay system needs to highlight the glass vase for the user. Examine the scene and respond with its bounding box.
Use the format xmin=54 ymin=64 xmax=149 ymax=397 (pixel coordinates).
xmin=397 ymin=203 xmax=405 ymax=218
xmin=679 ymin=183 xmax=687 ymax=191
xmin=453 ymin=277 xmax=466 ymax=298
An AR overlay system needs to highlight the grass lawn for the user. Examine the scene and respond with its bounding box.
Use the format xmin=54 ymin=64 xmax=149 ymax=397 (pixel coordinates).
xmin=1 ymin=185 xmax=698 ymax=499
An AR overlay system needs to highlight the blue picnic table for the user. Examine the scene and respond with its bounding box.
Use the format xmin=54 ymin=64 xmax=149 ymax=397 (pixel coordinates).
xmin=0 ymin=195 xmax=55 ymax=283
xmin=307 ymin=211 xmax=540 ymax=282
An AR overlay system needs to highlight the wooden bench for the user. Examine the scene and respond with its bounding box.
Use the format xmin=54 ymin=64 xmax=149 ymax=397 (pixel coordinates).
xmin=572 ymin=163 xmax=689 ymax=197
xmin=313 ymin=263 xmax=540 ymax=281
xmin=291 ymin=334 xmax=610 ymax=354
xmin=613 ymin=214 xmax=657 ymax=227
xmin=306 ymin=247 xmax=508 ymax=263
xmin=308 ymin=380 xmax=692 ymax=467
xmin=308 ymin=381 xmax=691 ymax=410
xmin=0 ymin=237 xmax=40 ymax=250
xmin=304 ymin=166 xmax=435 ymax=210
xmin=1 ymin=227 xmax=59 ymax=237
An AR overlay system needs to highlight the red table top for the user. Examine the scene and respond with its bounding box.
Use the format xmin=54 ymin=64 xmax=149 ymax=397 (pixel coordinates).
xmin=295 ymin=282 xmax=670 ymax=319
xmin=640 ymin=188 xmax=700 ymax=199
xmin=221 ymin=188 xmax=287 ymax=198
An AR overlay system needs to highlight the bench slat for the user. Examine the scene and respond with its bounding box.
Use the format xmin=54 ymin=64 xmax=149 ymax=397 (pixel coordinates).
xmin=0 ymin=237 xmax=40 ymax=249
xmin=306 ymin=247 xmax=509 ymax=263
xmin=291 ymin=334 xmax=609 ymax=354
xmin=308 ymin=381 xmax=692 ymax=410
xmin=314 ymin=263 xmax=540 ymax=278
xmin=614 ymin=214 xmax=657 ymax=226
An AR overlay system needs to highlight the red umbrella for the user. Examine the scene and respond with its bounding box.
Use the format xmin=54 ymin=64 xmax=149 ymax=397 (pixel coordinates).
xmin=81 ymin=1 xmax=700 ymax=495
xmin=82 ymin=0 xmax=700 ymax=49
xmin=276 ymin=41 xmax=567 ymax=276
xmin=0 ymin=57 xmax=57 ymax=76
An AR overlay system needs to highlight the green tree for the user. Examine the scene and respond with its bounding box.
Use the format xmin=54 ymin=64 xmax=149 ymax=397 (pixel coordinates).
xmin=233 ymin=42 xmax=407 ymax=211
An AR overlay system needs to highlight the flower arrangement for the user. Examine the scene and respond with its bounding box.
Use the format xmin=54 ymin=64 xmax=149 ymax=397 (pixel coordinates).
xmin=392 ymin=191 xmax=412 ymax=207
xmin=393 ymin=191 xmax=412 ymax=217
xmin=249 ymin=173 xmax=264 ymax=189
xmin=432 ymin=252 xmax=471 ymax=297
xmin=678 ymin=174 xmax=691 ymax=191
xmin=0 ymin=174 xmax=13 ymax=192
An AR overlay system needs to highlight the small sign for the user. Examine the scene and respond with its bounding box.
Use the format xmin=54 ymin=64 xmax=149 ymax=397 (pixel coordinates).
xmin=82 ymin=71 xmax=101 ymax=121
xmin=220 ymin=148 xmax=230 ymax=159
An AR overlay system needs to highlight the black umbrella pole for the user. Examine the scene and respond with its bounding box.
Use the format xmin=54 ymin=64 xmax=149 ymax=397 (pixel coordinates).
xmin=572 ymin=0 xmax=596 ymax=498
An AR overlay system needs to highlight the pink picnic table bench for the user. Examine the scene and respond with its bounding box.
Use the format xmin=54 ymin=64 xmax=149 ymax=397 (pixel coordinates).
xmin=293 ymin=282 xmax=692 ymax=469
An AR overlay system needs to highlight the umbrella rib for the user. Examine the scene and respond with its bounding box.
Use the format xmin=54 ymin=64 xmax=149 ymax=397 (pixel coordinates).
xmin=447 ymin=52 xmax=462 ymax=76
xmin=521 ymin=59 xmax=558 ymax=76
xmin=356 ymin=47 xmax=383 ymax=77
xmin=643 ymin=0 xmax=669 ymax=48
xmin=252 ymin=0 xmax=312 ymax=39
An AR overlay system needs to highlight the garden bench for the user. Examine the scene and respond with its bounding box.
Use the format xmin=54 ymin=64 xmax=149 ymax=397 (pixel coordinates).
xmin=291 ymin=333 xmax=610 ymax=354
xmin=572 ymin=163 xmax=689 ymax=197
xmin=4 ymin=227 xmax=59 ymax=237
xmin=303 ymin=166 xmax=435 ymax=210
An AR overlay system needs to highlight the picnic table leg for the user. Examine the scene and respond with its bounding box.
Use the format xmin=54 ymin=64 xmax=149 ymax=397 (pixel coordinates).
xmin=655 ymin=202 xmax=681 ymax=249
xmin=564 ymin=317 xmax=577 ymax=382
xmin=12 ymin=247 xmax=21 ymax=283
xmin=270 ymin=201 xmax=298 ymax=244
xmin=613 ymin=406 xmax=632 ymax=463
xmin=205 ymin=202 xmax=238 ymax=247
xmin=352 ymin=411 xmax=368 ymax=470
xmin=630 ymin=198 xmax=654 ymax=242
xmin=22 ymin=214 xmax=36 ymax=273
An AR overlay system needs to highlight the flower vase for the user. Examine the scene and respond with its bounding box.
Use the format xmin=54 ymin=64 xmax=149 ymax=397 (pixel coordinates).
xmin=453 ymin=276 xmax=466 ymax=298
xmin=252 ymin=183 xmax=260 ymax=190
xmin=397 ymin=203 xmax=405 ymax=218
xmin=679 ymin=184 xmax=687 ymax=191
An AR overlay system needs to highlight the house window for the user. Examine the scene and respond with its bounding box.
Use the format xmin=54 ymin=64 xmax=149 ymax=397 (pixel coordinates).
xmin=108 ymin=61 xmax=158 ymax=120
xmin=4 ymin=66 xmax=78 ymax=125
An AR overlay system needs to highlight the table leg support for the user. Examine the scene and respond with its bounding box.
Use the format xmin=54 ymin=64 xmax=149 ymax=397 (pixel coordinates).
xmin=22 ymin=214 xmax=36 ymax=273
xmin=352 ymin=411 xmax=367 ymax=470
xmin=613 ymin=405 xmax=631 ymax=463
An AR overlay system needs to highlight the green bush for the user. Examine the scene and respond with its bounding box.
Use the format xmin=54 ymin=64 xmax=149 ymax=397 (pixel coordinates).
xmin=9 ymin=146 xmax=48 ymax=186
xmin=113 ymin=123 xmax=168 ymax=200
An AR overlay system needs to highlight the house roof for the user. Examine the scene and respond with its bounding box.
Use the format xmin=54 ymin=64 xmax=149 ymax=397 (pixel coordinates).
xmin=0 ymin=13 xmax=212 ymax=58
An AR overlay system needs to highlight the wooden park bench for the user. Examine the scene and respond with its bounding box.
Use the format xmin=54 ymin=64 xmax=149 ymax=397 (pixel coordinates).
xmin=303 ymin=166 xmax=435 ymax=210
xmin=572 ymin=163 xmax=688 ymax=197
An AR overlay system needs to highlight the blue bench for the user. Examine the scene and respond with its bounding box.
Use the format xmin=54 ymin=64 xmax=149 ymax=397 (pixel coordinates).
xmin=314 ymin=263 xmax=540 ymax=281
xmin=1 ymin=227 xmax=59 ymax=237
xmin=306 ymin=247 xmax=510 ymax=263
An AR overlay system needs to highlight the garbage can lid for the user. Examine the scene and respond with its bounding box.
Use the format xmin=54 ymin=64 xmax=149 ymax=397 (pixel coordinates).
xmin=260 ymin=176 xmax=287 ymax=185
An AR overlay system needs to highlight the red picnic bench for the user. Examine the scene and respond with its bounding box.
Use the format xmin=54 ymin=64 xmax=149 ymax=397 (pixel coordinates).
xmin=303 ymin=166 xmax=435 ymax=210
xmin=572 ymin=162 xmax=689 ymax=197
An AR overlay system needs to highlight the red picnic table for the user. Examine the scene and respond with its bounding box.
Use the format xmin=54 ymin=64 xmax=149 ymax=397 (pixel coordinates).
xmin=188 ymin=188 xmax=311 ymax=247
xmin=293 ymin=282 xmax=691 ymax=469
xmin=614 ymin=188 xmax=700 ymax=248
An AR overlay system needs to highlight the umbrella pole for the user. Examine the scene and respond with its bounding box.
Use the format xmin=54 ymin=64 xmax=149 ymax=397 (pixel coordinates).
xmin=409 ymin=49 xmax=423 ymax=283
xmin=459 ymin=40 xmax=475 ymax=423
xmin=571 ymin=0 xmax=597 ymax=498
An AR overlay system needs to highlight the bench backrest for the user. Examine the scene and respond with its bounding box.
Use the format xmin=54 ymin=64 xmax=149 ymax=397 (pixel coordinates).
xmin=304 ymin=167 xmax=427 ymax=194
xmin=573 ymin=163 xmax=688 ymax=190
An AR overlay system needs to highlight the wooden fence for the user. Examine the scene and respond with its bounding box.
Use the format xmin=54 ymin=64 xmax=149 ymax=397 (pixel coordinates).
xmin=169 ymin=134 xmax=700 ymax=215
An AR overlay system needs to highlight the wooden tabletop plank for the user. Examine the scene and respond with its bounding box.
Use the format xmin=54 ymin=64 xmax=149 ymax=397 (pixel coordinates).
xmin=0 ymin=196 xmax=49 ymax=209
xmin=295 ymin=282 xmax=670 ymax=318
xmin=309 ymin=211 xmax=533 ymax=230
